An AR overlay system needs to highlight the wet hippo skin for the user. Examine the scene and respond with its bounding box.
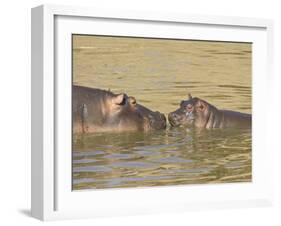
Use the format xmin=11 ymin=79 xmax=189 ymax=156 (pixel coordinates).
xmin=168 ymin=94 xmax=251 ymax=129
xmin=73 ymin=85 xmax=166 ymax=133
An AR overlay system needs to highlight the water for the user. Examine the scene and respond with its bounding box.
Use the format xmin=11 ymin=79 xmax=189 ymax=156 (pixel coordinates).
xmin=72 ymin=35 xmax=252 ymax=190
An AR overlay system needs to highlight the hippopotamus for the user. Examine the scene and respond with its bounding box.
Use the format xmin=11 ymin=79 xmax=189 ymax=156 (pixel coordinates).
xmin=73 ymin=85 xmax=166 ymax=133
xmin=168 ymin=94 xmax=251 ymax=129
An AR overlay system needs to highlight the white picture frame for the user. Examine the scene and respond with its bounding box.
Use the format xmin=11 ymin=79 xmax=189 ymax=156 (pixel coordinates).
xmin=31 ymin=4 xmax=274 ymax=221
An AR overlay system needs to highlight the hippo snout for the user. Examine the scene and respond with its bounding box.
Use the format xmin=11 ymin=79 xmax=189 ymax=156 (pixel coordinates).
xmin=148 ymin=111 xmax=166 ymax=130
xmin=168 ymin=112 xmax=180 ymax=127
xmin=168 ymin=112 xmax=179 ymax=121
xmin=156 ymin=111 xmax=166 ymax=121
xmin=168 ymin=110 xmax=195 ymax=127
xmin=159 ymin=113 xmax=167 ymax=127
xmin=161 ymin=113 xmax=166 ymax=121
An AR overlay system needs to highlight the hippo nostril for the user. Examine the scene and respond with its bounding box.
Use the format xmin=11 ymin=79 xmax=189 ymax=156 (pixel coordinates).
xmin=168 ymin=113 xmax=178 ymax=127
xmin=169 ymin=113 xmax=181 ymax=122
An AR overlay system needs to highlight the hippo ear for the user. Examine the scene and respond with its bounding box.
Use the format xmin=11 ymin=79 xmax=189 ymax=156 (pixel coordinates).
xmin=188 ymin=93 xmax=192 ymax=100
xmin=129 ymin=96 xmax=137 ymax=105
xmin=112 ymin=93 xmax=126 ymax=105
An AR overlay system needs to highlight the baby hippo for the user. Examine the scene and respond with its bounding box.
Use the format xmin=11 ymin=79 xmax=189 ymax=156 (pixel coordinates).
xmin=168 ymin=94 xmax=251 ymax=129
xmin=73 ymin=85 xmax=166 ymax=133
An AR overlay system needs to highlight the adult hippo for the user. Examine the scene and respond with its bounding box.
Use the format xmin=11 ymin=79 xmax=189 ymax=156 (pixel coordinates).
xmin=168 ymin=94 xmax=251 ymax=129
xmin=73 ymin=85 xmax=166 ymax=133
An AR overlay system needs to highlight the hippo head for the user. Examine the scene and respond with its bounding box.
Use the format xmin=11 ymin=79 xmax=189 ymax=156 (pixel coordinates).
xmin=104 ymin=92 xmax=167 ymax=131
xmin=168 ymin=94 xmax=211 ymax=128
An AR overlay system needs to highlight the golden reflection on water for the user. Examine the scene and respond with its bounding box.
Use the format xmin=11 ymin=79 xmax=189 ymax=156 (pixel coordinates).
xmin=72 ymin=35 xmax=251 ymax=190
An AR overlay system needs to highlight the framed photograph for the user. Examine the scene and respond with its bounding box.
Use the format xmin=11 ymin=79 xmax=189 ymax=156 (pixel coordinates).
xmin=31 ymin=4 xmax=274 ymax=221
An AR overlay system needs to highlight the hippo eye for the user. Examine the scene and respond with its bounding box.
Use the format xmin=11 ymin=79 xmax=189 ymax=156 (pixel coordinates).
xmin=186 ymin=104 xmax=193 ymax=111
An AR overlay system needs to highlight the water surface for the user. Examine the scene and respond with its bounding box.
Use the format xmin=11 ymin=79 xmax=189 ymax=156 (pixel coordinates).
xmin=72 ymin=35 xmax=252 ymax=190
